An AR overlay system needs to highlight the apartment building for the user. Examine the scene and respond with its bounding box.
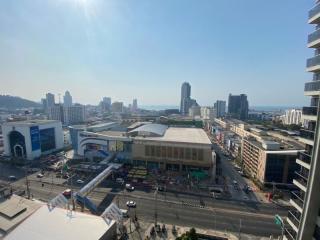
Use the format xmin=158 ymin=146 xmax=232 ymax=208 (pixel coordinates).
xmin=284 ymin=1 xmax=320 ymax=239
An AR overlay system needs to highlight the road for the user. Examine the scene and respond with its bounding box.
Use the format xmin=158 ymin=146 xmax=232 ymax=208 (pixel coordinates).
xmin=11 ymin=176 xmax=286 ymax=238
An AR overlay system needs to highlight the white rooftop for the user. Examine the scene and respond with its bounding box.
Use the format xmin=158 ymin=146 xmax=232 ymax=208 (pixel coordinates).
xmin=4 ymin=205 xmax=115 ymax=240
xmin=138 ymin=127 xmax=212 ymax=145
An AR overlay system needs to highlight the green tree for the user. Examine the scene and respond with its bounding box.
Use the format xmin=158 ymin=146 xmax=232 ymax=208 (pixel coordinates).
xmin=176 ymin=228 xmax=198 ymax=240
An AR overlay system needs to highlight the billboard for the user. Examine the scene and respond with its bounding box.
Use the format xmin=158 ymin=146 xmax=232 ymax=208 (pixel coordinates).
xmin=30 ymin=126 xmax=40 ymax=151
xmin=116 ymin=141 xmax=124 ymax=152
xmin=109 ymin=140 xmax=117 ymax=152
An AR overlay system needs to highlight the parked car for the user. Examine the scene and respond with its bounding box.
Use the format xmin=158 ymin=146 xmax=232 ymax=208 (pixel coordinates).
xmin=121 ymin=209 xmax=129 ymax=218
xmin=37 ymin=173 xmax=44 ymax=178
xmin=8 ymin=176 xmax=17 ymax=181
xmin=126 ymin=200 xmax=136 ymax=208
xmin=62 ymin=189 xmax=72 ymax=198
xmin=125 ymin=183 xmax=135 ymax=191
xmin=76 ymin=179 xmax=84 ymax=184
xmin=157 ymin=185 xmax=165 ymax=192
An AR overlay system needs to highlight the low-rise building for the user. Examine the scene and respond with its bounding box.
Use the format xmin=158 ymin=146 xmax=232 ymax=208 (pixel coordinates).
xmin=242 ymin=136 xmax=304 ymax=187
xmin=2 ymin=120 xmax=64 ymax=160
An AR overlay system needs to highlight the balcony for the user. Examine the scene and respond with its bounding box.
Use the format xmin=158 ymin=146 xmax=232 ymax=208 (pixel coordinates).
xmin=303 ymin=106 xmax=318 ymax=116
xmin=298 ymin=152 xmax=312 ymax=164
xmin=308 ymin=29 xmax=320 ymax=48
xmin=284 ymin=226 xmax=297 ymax=240
xmin=300 ymin=129 xmax=315 ymax=141
xmin=305 ymin=80 xmax=320 ymax=95
xmin=309 ymin=3 xmax=320 ymax=24
xmin=287 ymin=210 xmax=301 ymax=230
xmin=294 ymin=171 xmax=308 ymax=191
xmin=291 ymin=191 xmax=304 ymax=211
xmin=307 ymin=55 xmax=320 ymax=72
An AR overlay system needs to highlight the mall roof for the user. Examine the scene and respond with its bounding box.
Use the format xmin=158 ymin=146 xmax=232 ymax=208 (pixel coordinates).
xmin=129 ymin=123 xmax=168 ymax=137
xmin=4 ymin=205 xmax=116 ymax=240
xmin=136 ymin=127 xmax=212 ymax=145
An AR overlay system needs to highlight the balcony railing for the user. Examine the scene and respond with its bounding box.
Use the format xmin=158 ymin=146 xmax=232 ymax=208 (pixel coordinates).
xmin=302 ymin=106 xmax=318 ymax=116
xmin=295 ymin=172 xmax=308 ymax=188
xmin=298 ymin=152 xmax=312 ymax=165
xmin=291 ymin=191 xmax=304 ymax=209
xmin=300 ymin=129 xmax=315 ymax=141
xmin=307 ymin=55 xmax=320 ymax=69
xmin=288 ymin=210 xmax=301 ymax=228
xmin=285 ymin=227 xmax=297 ymax=240
xmin=309 ymin=29 xmax=320 ymax=44
xmin=309 ymin=3 xmax=320 ymax=20
xmin=305 ymin=80 xmax=320 ymax=92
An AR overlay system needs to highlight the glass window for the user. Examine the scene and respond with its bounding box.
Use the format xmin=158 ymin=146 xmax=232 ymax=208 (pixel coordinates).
xmin=179 ymin=148 xmax=185 ymax=159
xmin=156 ymin=146 xmax=161 ymax=157
xmin=40 ymin=128 xmax=56 ymax=152
xmin=185 ymin=148 xmax=191 ymax=160
xmin=173 ymin=147 xmax=179 ymax=159
xmin=167 ymin=147 xmax=172 ymax=158
xmin=197 ymin=149 xmax=203 ymax=161
xmin=145 ymin=145 xmax=150 ymax=156
xmin=192 ymin=148 xmax=197 ymax=160
xmin=161 ymin=146 xmax=166 ymax=158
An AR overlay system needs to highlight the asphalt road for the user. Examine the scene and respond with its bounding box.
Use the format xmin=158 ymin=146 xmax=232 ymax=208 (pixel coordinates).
xmin=11 ymin=176 xmax=286 ymax=238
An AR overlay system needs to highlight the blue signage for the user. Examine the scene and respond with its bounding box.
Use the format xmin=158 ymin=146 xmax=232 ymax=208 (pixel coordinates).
xmin=30 ymin=126 xmax=40 ymax=151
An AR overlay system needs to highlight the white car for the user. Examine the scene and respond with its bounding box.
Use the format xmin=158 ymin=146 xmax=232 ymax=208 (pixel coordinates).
xmin=76 ymin=179 xmax=84 ymax=184
xmin=126 ymin=201 xmax=136 ymax=208
xmin=125 ymin=184 xmax=135 ymax=191
xmin=37 ymin=173 xmax=44 ymax=178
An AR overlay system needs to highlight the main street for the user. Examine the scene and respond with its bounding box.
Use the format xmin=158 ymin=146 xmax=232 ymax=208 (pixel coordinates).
xmin=12 ymin=176 xmax=286 ymax=238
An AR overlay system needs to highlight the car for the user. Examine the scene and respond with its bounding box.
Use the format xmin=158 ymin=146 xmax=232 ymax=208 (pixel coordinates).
xmin=62 ymin=174 xmax=69 ymax=179
xmin=37 ymin=173 xmax=44 ymax=178
xmin=125 ymin=183 xmax=135 ymax=191
xmin=157 ymin=185 xmax=165 ymax=192
xmin=232 ymin=180 xmax=238 ymax=185
xmin=8 ymin=176 xmax=17 ymax=181
xmin=126 ymin=200 xmax=136 ymax=208
xmin=116 ymin=178 xmax=124 ymax=185
xmin=243 ymin=196 xmax=249 ymax=200
xmin=62 ymin=189 xmax=72 ymax=198
xmin=121 ymin=209 xmax=129 ymax=218
xmin=76 ymin=179 xmax=84 ymax=184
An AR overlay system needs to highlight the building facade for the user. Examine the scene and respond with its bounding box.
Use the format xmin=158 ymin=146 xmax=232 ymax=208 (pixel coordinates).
xmin=48 ymin=104 xmax=64 ymax=122
xmin=45 ymin=93 xmax=55 ymax=108
xmin=63 ymin=105 xmax=86 ymax=125
xmin=214 ymin=100 xmax=226 ymax=118
xmin=228 ymin=94 xmax=249 ymax=120
xmin=2 ymin=120 xmax=63 ymax=160
xmin=283 ymin=109 xmax=303 ymax=125
xmin=63 ymin=91 xmax=73 ymax=107
xmin=111 ymin=102 xmax=123 ymax=113
xmin=284 ymin=1 xmax=320 ymax=239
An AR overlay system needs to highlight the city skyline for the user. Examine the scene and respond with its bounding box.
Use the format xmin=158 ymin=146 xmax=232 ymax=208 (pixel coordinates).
xmin=0 ymin=0 xmax=312 ymax=106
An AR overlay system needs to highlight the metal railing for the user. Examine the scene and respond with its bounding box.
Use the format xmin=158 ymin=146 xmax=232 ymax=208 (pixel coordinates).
xmin=309 ymin=2 xmax=320 ymax=20
xmin=291 ymin=191 xmax=304 ymax=209
xmin=307 ymin=55 xmax=320 ymax=68
xmin=305 ymin=80 xmax=320 ymax=92
xmin=284 ymin=227 xmax=297 ymax=240
xmin=300 ymin=129 xmax=315 ymax=141
xmin=309 ymin=28 xmax=320 ymax=44
xmin=294 ymin=172 xmax=308 ymax=188
xmin=288 ymin=210 xmax=301 ymax=228
xmin=298 ymin=152 xmax=312 ymax=165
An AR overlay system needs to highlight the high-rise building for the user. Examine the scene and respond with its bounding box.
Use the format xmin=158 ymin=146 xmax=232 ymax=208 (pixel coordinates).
xmin=63 ymin=104 xmax=86 ymax=125
xmin=283 ymin=109 xmax=303 ymax=125
xmin=228 ymin=94 xmax=249 ymax=120
xmin=100 ymin=97 xmax=111 ymax=112
xmin=63 ymin=91 xmax=73 ymax=107
xmin=132 ymin=99 xmax=138 ymax=112
xmin=41 ymin=98 xmax=47 ymax=111
xmin=111 ymin=102 xmax=123 ymax=113
xmin=180 ymin=82 xmax=198 ymax=115
xmin=214 ymin=100 xmax=226 ymax=118
xmin=284 ymin=2 xmax=320 ymax=239
xmin=46 ymin=93 xmax=55 ymax=108
xmin=48 ymin=104 xmax=64 ymax=122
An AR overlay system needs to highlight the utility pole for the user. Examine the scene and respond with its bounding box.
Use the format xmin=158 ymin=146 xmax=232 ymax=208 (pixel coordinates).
xmin=25 ymin=165 xmax=30 ymax=199
xmin=154 ymin=186 xmax=158 ymax=227
xmin=239 ymin=219 xmax=242 ymax=240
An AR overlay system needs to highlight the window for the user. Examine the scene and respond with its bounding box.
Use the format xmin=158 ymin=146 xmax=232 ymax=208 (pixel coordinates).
xmin=150 ymin=146 xmax=155 ymax=156
xmin=179 ymin=148 xmax=185 ymax=159
xmin=197 ymin=149 xmax=203 ymax=161
xmin=185 ymin=148 xmax=191 ymax=160
xmin=145 ymin=145 xmax=150 ymax=156
xmin=173 ymin=147 xmax=179 ymax=159
xmin=167 ymin=147 xmax=172 ymax=158
xmin=156 ymin=146 xmax=161 ymax=157
xmin=40 ymin=128 xmax=56 ymax=152
xmin=161 ymin=146 xmax=167 ymax=158
xmin=192 ymin=148 xmax=197 ymax=160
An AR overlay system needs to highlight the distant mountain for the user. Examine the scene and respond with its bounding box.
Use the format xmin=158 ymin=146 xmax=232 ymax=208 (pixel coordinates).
xmin=0 ymin=95 xmax=41 ymax=109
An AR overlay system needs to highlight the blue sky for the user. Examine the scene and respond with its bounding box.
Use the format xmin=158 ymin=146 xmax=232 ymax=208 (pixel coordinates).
xmin=0 ymin=0 xmax=314 ymax=107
